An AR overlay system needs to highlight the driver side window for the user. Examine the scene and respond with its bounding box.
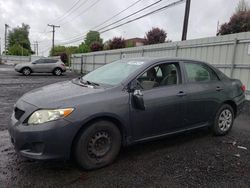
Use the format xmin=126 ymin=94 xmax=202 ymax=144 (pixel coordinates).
xmin=137 ymin=63 xmax=179 ymax=90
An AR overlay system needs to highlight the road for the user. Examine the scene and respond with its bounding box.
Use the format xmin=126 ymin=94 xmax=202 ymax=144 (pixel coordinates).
xmin=0 ymin=64 xmax=250 ymax=187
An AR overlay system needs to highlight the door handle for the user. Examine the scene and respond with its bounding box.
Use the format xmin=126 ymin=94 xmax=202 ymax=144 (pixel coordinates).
xmin=177 ymin=91 xmax=186 ymax=97
xmin=216 ymin=86 xmax=223 ymax=91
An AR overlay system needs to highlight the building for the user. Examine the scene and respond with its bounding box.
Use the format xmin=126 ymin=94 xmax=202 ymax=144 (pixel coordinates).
xmin=125 ymin=38 xmax=146 ymax=47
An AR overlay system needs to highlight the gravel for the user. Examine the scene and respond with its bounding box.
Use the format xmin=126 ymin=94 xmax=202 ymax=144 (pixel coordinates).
xmin=0 ymin=64 xmax=250 ymax=187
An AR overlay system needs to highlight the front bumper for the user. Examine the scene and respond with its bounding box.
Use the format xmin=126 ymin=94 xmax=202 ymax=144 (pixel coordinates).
xmin=14 ymin=66 xmax=22 ymax=72
xmin=8 ymin=100 xmax=80 ymax=160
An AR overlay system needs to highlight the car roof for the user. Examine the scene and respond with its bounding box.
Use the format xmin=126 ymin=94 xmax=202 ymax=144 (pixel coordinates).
xmin=120 ymin=57 xmax=219 ymax=86
xmin=122 ymin=57 xmax=207 ymax=66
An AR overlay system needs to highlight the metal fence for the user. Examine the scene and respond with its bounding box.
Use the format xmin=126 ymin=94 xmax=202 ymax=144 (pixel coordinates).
xmin=71 ymin=32 xmax=250 ymax=99
xmin=0 ymin=55 xmax=45 ymax=64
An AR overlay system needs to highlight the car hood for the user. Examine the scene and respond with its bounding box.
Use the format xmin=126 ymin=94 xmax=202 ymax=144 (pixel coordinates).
xmin=15 ymin=62 xmax=31 ymax=67
xmin=20 ymin=80 xmax=105 ymax=108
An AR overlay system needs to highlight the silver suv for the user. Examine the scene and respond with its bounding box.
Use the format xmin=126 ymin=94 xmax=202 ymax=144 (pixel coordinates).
xmin=14 ymin=58 xmax=66 ymax=76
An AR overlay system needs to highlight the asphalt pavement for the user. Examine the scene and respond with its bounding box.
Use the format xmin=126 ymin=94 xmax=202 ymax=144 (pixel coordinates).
xmin=0 ymin=64 xmax=250 ymax=188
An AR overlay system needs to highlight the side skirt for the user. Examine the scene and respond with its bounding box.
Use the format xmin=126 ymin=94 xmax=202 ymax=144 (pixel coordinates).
xmin=129 ymin=122 xmax=210 ymax=145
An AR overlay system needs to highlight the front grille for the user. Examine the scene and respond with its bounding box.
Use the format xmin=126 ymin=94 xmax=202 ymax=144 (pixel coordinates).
xmin=14 ymin=107 xmax=25 ymax=120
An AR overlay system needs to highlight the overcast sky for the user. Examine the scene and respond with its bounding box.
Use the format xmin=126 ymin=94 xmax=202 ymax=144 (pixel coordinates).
xmin=0 ymin=0 xmax=248 ymax=56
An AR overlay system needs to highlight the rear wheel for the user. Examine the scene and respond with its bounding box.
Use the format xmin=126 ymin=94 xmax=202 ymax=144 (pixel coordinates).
xmin=53 ymin=68 xmax=62 ymax=76
xmin=22 ymin=67 xmax=31 ymax=76
xmin=212 ymin=104 xmax=234 ymax=136
xmin=74 ymin=120 xmax=121 ymax=170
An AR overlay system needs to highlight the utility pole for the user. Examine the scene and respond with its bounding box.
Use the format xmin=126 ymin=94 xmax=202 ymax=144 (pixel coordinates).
xmin=0 ymin=37 xmax=1 ymax=55
xmin=4 ymin=24 xmax=9 ymax=54
xmin=33 ymin=41 xmax=39 ymax=56
xmin=181 ymin=0 xmax=191 ymax=41
xmin=216 ymin=21 xmax=220 ymax=35
xmin=47 ymin=24 xmax=60 ymax=56
xmin=36 ymin=41 xmax=38 ymax=56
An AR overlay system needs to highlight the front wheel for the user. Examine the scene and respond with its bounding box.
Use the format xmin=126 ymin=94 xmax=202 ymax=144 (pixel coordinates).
xmin=22 ymin=67 xmax=31 ymax=76
xmin=212 ymin=104 xmax=234 ymax=136
xmin=74 ymin=121 xmax=121 ymax=170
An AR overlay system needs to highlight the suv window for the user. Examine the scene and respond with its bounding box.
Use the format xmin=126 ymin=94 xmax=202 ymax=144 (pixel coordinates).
xmin=33 ymin=59 xmax=44 ymax=64
xmin=44 ymin=59 xmax=57 ymax=63
xmin=137 ymin=63 xmax=179 ymax=90
xmin=184 ymin=62 xmax=219 ymax=82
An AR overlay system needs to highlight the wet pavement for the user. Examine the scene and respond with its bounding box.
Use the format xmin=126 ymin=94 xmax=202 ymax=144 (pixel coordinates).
xmin=0 ymin=64 xmax=250 ymax=187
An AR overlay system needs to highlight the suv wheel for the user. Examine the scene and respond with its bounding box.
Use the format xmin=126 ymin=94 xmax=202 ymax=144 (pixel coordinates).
xmin=74 ymin=120 xmax=121 ymax=170
xmin=53 ymin=68 xmax=62 ymax=76
xmin=212 ymin=104 xmax=234 ymax=136
xmin=22 ymin=67 xmax=31 ymax=76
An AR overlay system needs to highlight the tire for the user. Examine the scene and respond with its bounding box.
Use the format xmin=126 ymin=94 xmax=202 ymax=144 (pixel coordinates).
xmin=212 ymin=104 xmax=234 ymax=136
xmin=22 ymin=67 xmax=31 ymax=76
xmin=74 ymin=120 xmax=121 ymax=170
xmin=53 ymin=68 xmax=62 ymax=76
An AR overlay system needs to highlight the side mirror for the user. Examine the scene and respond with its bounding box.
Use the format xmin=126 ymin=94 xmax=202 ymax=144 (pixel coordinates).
xmin=129 ymin=79 xmax=143 ymax=92
xmin=132 ymin=89 xmax=145 ymax=110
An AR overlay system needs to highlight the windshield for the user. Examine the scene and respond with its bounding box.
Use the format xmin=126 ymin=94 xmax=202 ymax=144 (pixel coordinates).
xmin=82 ymin=60 xmax=145 ymax=86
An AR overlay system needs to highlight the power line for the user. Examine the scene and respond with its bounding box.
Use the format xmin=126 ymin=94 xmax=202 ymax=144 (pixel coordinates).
xmin=99 ymin=0 xmax=185 ymax=34
xmin=40 ymin=0 xmax=148 ymax=49
xmin=59 ymin=0 xmax=183 ymax=45
xmin=57 ymin=0 xmax=163 ymax=45
xmin=55 ymin=0 xmax=91 ymax=24
xmin=97 ymin=0 xmax=162 ymax=31
xmin=92 ymin=0 xmax=143 ymax=30
xmin=40 ymin=0 xmax=184 ymax=52
xmin=51 ymin=0 xmax=82 ymax=23
xmin=60 ymin=0 xmax=101 ymax=26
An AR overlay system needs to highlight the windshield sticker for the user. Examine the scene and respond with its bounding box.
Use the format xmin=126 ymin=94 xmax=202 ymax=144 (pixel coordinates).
xmin=127 ymin=61 xmax=144 ymax=66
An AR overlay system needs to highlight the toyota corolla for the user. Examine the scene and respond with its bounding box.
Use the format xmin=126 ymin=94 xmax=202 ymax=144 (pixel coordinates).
xmin=9 ymin=58 xmax=245 ymax=170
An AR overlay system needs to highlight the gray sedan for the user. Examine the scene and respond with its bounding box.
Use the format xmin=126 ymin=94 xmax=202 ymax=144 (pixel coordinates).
xmin=9 ymin=58 xmax=245 ymax=170
xmin=14 ymin=58 xmax=66 ymax=76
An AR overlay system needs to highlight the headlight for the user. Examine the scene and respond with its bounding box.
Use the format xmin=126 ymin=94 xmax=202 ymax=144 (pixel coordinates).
xmin=27 ymin=108 xmax=74 ymax=125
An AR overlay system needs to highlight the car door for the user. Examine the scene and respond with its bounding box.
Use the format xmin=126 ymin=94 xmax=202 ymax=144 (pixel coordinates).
xmin=130 ymin=61 xmax=187 ymax=141
xmin=181 ymin=61 xmax=224 ymax=127
xmin=32 ymin=59 xmax=48 ymax=72
xmin=44 ymin=59 xmax=57 ymax=72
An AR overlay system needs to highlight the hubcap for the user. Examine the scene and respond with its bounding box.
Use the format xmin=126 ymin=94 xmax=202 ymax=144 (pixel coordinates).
xmin=218 ymin=109 xmax=232 ymax=132
xmin=87 ymin=131 xmax=111 ymax=158
xmin=55 ymin=69 xmax=61 ymax=75
xmin=23 ymin=69 xmax=30 ymax=75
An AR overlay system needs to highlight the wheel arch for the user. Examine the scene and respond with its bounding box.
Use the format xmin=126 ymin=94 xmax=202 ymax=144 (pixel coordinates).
xmin=53 ymin=67 xmax=63 ymax=72
xmin=21 ymin=66 xmax=32 ymax=73
xmin=223 ymin=100 xmax=237 ymax=117
xmin=70 ymin=114 xmax=127 ymax=158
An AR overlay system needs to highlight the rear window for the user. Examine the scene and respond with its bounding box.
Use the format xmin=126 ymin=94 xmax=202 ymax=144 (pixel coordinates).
xmin=184 ymin=62 xmax=219 ymax=82
xmin=44 ymin=59 xmax=57 ymax=63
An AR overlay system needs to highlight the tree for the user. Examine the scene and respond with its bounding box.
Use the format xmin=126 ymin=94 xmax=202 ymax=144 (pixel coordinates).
xmin=49 ymin=45 xmax=66 ymax=56
xmin=217 ymin=10 xmax=250 ymax=35
xmin=235 ymin=0 xmax=249 ymax=13
xmin=107 ymin=37 xmax=126 ymax=50
xmin=50 ymin=45 xmax=82 ymax=65
xmin=8 ymin=43 xmax=30 ymax=56
xmin=84 ymin=31 xmax=103 ymax=47
xmin=145 ymin=27 xmax=167 ymax=45
xmin=60 ymin=53 xmax=68 ymax=64
xmin=7 ymin=23 xmax=32 ymax=55
xmin=78 ymin=42 xmax=90 ymax=53
xmin=90 ymin=41 xmax=103 ymax=52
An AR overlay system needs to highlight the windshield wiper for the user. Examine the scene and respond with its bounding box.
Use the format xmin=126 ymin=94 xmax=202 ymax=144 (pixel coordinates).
xmin=79 ymin=78 xmax=100 ymax=87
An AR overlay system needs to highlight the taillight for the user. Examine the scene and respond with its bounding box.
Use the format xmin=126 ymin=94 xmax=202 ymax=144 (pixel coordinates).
xmin=241 ymin=85 xmax=246 ymax=92
xmin=61 ymin=64 xmax=65 ymax=67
